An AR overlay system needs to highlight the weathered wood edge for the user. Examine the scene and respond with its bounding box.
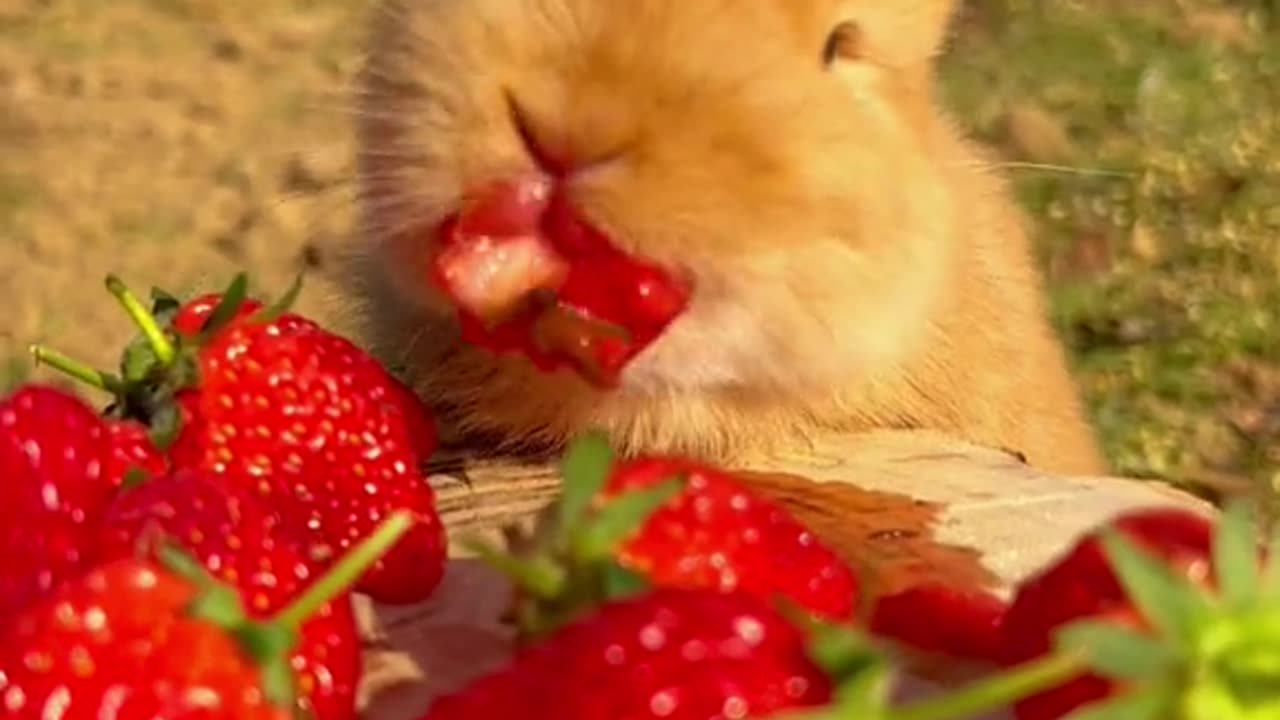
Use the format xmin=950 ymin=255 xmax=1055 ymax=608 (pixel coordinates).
xmin=424 ymin=428 xmax=1216 ymax=594
xmin=354 ymin=429 xmax=1217 ymax=720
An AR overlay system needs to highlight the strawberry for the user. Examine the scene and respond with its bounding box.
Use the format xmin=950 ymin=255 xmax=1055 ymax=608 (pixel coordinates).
xmin=93 ymin=468 xmax=361 ymax=720
xmin=998 ymin=507 xmax=1217 ymax=719
xmin=89 ymin=275 xmax=448 ymax=605
xmin=867 ymin=581 xmax=1009 ymax=663
xmin=0 ymin=555 xmax=293 ymax=720
xmin=600 ymin=455 xmax=860 ymax=622
xmin=472 ymin=433 xmax=858 ymax=644
xmin=0 ymin=384 xmax=160 ymax=618
xmin=167 ymin=291 xmax=438 ymax=460
xmin=0 ymin=511 xmax=415 ymax=720
xmin=105 ymin=417 xmax=169 ymax=481
xmin=432 ymin=177 xmax=691 ymax=387
xmin=169 ymin=293 xmax=276 ymax=336
xmin=423 ymin=587 xmax=834 ymax=720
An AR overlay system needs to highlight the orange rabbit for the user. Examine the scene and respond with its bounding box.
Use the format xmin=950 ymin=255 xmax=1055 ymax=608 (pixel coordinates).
xmin=342 ymin=0 xmax=1108 ymax=476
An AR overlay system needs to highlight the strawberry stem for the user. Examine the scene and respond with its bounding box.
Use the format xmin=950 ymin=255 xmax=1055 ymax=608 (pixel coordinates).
xmin=106 ymin=274 xmax=177 ymax=367
xmin=28 ymin=344 xmax=123 ymax=394
xmin=272 ymin=510 xmax=416 ymax=629
xmin=887 ymin=651 xmax=1087 ymax=720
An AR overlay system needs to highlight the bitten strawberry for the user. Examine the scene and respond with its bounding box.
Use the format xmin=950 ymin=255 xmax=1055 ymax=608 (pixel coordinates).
xmin=999 ymin=507 xmax=1217 ymax=719
xmin=0 ymin=384 xmax=160 ymax=618
xmin=432 ymin=177 xmax=691 ymax=387
xmin=601 ymin=455 xmax=860 ymax=621
xmin=423 ymin=587 xmax=834 ymax=720
xmin=67 ymin=275 xmax=449 ymax=605
xmin=94 ymin=468 xmax=362 ymax=720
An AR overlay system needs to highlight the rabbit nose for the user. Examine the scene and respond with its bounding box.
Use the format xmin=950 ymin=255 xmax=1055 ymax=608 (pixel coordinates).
xmin=506 ymin=91 xmax=629 ymax=178
xmin=507 ymin=93 xmax=571 ymax=176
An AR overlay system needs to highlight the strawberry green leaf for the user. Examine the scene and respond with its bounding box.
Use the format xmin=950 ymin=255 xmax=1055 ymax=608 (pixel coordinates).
xmin=1099 ymin=530 xmax=1215 ymax=642
xmin=120 ymin=467 xmax=152 ymax=490
xmin=1182 ymin=676 xmax=1280 ymax=720
xmin=148 ymin=287 xmax=183 ymax=326
xmin=28 ymin=344 xmax=123 ymax=394
xmin=824 ymin=670 xmax=892 ymax=720
xmin=1214 ymin=501 xmax=1261 ymax=609
xmin=253 ymin=273 xmax=305 ymax=326
xmin=107 ymin=274 xmax=177 ymax=368
xmin=891 ymin=652 xmax=1089 ymax=720
xmin=556 ymin=429 xmax=616 ymax=531
xmin=1060 ymin=686 xmax=1172 ymax=720
xmin=599 ymin=562 xmax=652 ymax=601
xmin=1205 ymin=609 xmax=1280 ymax=699
xmin=258 ymin=650 xmax=300 ymax=711
xmin=187 ymin=586 xmax=249 ymax=631
xmin=461 ymin=536 xmax=566 ymax=599
xmin=1054 ymin=619 xmax=1180 ymax=680
xmin=121 ymin=337 xmax=159 ymax=383
xmin=156 ymin=542 xmax=218 ymax=586
xmin=803 ymin=617 xmax=885 ymax=681
xmin=200 ymin=272 xmax=251 ymax=337
xmin=148 ymin=399 xmax=184 ymax=452
xmin=233 ymin=622 xmax=302 ymax=709
xmin=572 ymin=479 xmax=684 ymax=562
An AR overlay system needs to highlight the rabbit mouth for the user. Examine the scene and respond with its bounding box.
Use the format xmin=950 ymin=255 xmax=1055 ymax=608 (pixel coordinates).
xmin=429 ymin=174 xmax=692 ymax=388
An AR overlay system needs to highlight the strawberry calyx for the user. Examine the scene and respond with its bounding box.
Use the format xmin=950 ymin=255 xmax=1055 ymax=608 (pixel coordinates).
xmin=1040 ymin=501 xmax=1280 ymax=719
xmin=153 ymin=511 xmax=413 ymax=712
xmin=30 ymin=273 xmax=304 ymax=452
xmin=464 ymin=430 xmax=685 ymax=640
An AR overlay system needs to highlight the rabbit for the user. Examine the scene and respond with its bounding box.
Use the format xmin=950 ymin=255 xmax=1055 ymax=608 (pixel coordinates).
xmin=340 ymin=0 xmax=1109 ymax=477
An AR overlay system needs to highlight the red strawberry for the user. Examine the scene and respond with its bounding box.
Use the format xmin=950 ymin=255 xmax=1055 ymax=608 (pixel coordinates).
xmin=601 ymin=456 xmax=860 ymax=621
xmin=0 ymin=384 xmax=133 ymax=618
xmin=0 ymin=511 xmax=414 ymax=720
xmin=102 ymin=276 xmax=447 ymax=605
xmin=489 ymin=435 xmax=858 ymax=642
xmin=169 ymin=293 xmax=273 ymax=336
xmin=170 ymin=292 xmax=438 ymax=462
xmin=0 ymin=555 xmax=293 ymax=720
xmin=105 ymin=418 xmax=169 ymax=481
xmin=998 ymin=507 xmax=1216 ymax=719
xmin=432 ymin=177 xmax=691 ymax=387
xmin=168 ymin=311 xmax=445 ymax=603
xmin=867 ymin=582 xmax=1009 ymax=662
xmin=93 ymin=468 xmax=362 ymax=720
xmin=423 ymin=587 xmax=833 ymax=720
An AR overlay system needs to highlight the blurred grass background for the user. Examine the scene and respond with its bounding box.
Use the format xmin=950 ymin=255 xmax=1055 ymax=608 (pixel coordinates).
xmin=0 ymin=0 xmax=1276 ymax=502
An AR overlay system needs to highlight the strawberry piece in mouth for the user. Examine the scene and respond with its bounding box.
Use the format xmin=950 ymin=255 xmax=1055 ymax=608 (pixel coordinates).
xmin=430 ymin=176 xmax=692 ymax=388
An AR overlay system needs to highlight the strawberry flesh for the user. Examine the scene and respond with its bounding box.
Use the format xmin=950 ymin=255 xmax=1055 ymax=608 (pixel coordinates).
xmin=431 ymin=177 xmax=691 ymax=387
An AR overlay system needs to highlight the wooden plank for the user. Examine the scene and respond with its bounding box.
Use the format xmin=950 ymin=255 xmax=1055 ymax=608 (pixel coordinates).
xmin=354 ymin=429 xmax=1216 ymax=720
